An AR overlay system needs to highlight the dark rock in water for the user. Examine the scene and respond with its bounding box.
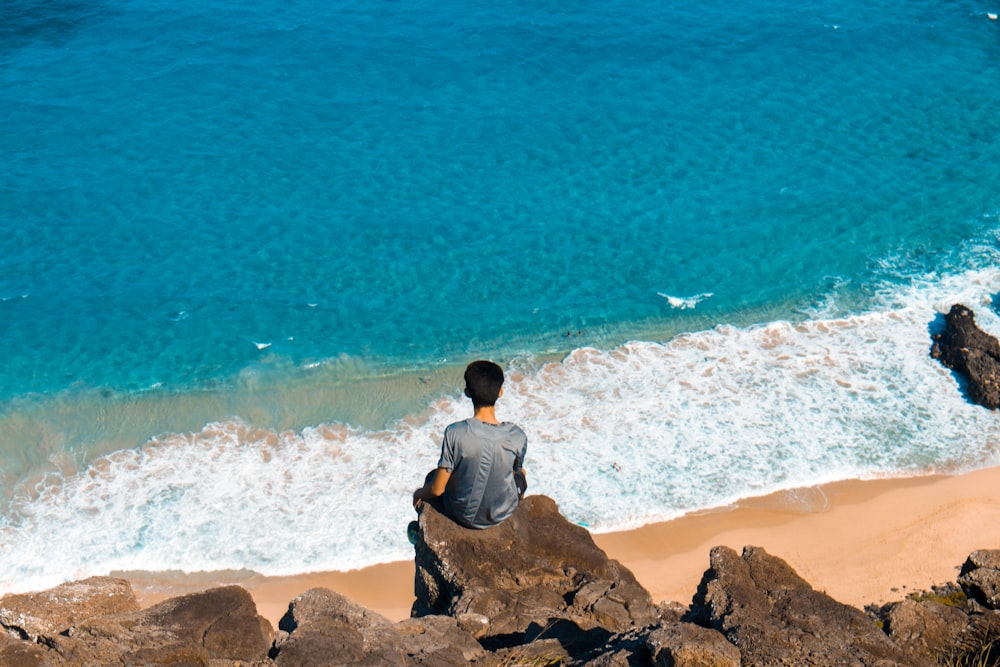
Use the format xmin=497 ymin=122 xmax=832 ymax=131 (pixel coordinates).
xmin=412 ymin=494 xmax=659 ymax=653
xmin=272 ymin=587 xmax=483 ymax=666
xmin=931 ymin=304 xmax=1000 ymax=409
xmin=0 ymin=576 xmax=139 ymax=644
xmin=687 ymin=545 xmax=932 ymax=666
xmin=959 ymin=549 xmax=1000 ymax=609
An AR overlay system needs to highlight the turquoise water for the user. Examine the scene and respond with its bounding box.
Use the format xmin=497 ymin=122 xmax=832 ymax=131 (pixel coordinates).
xmin=3 ymin=0 xmax=1000 ymax=589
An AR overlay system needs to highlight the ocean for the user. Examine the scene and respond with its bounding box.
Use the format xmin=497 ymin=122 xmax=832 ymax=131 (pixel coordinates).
xmin=3 ymin=0 xmax=1000 ymax=592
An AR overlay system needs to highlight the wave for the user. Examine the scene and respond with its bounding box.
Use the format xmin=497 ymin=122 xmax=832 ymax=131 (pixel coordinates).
xmin=657 ymin=292 xmax=714 ymax=310
xmin=2 ymin=268 xmax=1000 ymax=594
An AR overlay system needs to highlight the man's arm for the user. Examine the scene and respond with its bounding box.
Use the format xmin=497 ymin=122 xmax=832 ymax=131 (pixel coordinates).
xmin=413 ymin=467 xmax=451 ymax=507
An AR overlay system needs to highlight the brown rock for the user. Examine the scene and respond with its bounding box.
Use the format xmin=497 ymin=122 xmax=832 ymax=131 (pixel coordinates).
xmin=959 ymin=549 xmax=1000 ymax=609
xmin=51 ymin=585 xmax=273 ymax=665
xmin=0 ymin=576 xmax=139 ymax=643
xmin=396 ymin=615 xmax=486 ymax=665
xmin=944 ymin=610 xmax=1000 ymax=667
xmin=0 ymin=632 xmax=52 ymax=666
xmin=412 ymin=494 xmax=658 ymax=651
xmin=885 ymin=598 xmax=967 ymax=662
xmin=646 ymin=622 xmax=741 ymax=667
xmin=273 ymin=587 xmax=402 ymax=666
xmin=687 ymin=545 xmax=932 ymax=666
xmin=274 ymin=587 xmax=483 ymax=666
xmin=930 ymin=304 xmax=1000 ymax=409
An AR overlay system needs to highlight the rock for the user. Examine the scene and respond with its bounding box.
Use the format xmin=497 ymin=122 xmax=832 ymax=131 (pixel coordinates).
xmin=930 ymin=304 xmax=1000 ymax=409
xmin=0 ymin=632 xmax=51 ymax=666
xmin=884 ymin=598 xmax=967 ymax=662
xmin=946 ymin=610 xmax=1000 ymax=667
xmin=273 ymin=587 xmax=483 ymax=666
xmin=488 ymin=638 xmax=571 ymax=666
xmin=396 ymin=615 xmax=486 ymax=665
xmin=412 ymin=494 xmax=659 ymax=653
xmin=50 ymin=585 xmax=273 ymax=665
xmin=273 ymin=587 xmax=405 ymax=666
xmin=0 ymin=576 xmax=139 ymax=643
xmin=959 ymin=549 xmax=1000 ymax=609
xmin=687 ymin=545 xmax=932 ymax=666
xmin=646 ymin=622 xmax=741 ymax=667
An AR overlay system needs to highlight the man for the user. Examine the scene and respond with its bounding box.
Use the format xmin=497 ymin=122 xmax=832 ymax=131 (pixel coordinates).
xmin=412 ymin=360 xmax=527 ymax=529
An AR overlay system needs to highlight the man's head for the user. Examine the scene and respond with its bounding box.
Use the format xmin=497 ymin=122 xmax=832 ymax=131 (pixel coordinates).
xmin=464 ymin=360 xmax=505 ymax=408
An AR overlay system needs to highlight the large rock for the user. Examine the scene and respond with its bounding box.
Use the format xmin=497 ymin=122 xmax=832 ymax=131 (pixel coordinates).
xmin=884 ymin=598 xmax=968 ymax=663
xmin=0 ymin=632 xmax=51 ymax=666
xmin=412 ymin=495 xmax=659 ymax=652
xmin=958 ymin=549 xmax=1000 ymax=609
xmin=272 ymin=587 xmax=483 ymax=666
xmin=646 ymin=622 xmax=741 ymax=667
xmin=0 ymin=576 xmax=139 ymax=643
xmin=687 ymin=545 xmax=932 ymax=666
xmin=49 ymin=585 xmax=274 ymax=665
xmin=931 ymin=304 xmax=1000 ymax=409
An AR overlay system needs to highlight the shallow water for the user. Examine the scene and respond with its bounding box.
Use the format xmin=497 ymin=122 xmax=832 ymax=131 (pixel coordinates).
xmin=2 ymin=0 xmax=1000 ymax=591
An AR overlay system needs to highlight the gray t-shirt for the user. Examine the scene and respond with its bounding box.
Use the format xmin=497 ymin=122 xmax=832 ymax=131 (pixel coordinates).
xmin=437 ymin=417 xmax=528 ymax=529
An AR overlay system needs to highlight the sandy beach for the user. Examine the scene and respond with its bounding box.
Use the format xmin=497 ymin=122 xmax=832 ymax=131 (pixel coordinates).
xmin=126 ymin=465 xmax=1000 ymax=627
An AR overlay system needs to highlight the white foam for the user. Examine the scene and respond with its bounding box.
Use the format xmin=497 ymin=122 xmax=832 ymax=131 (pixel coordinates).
xmin=657 ymin=292 xmax=714 ymax=309
xmin=2 ymin=268 xmax=1000 ymax=593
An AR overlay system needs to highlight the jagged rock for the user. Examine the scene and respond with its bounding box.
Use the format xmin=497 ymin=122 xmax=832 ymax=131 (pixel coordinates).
xmin=571 ymin=625 xmax=652 ymax=666
xmin=273 ymin=587 xmax=483 ymax=666
xmin=931 ymin=304 xmax=1000 ymax=409
xmin=646 ymin=622 xmax=741 ymax=666
xmin=946 ymin=610 xmax=1000 ymax=666
xmin=0 ymin=576 xmax=139 ymax=643
xmin=273 ymin=587 xmax=405 ymax=666
xmin=49 ymin=585 xmax=273 ymax=665
xmin=0 ymin=632 xmax=51 ymax=666
xmin=396 ymin=615 xmax=486 ymax=665
xmin=489 ymin=638 xmax=571 ymax=666
xmin=959 ymin=549 xmax=1000 ymax=609
xmin=412 ymin=494 xmax=659 ymax=652
xmin=687 ymin=545 xmax=932 ymax=666
xmin=884 ymin=598 xmax=967 ymax=663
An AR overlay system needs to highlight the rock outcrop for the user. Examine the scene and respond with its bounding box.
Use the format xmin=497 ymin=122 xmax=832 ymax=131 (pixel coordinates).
xmin=412 ymin=494 xmax=659 ymax=655
xmin=271 ymin=587 xmax=484 ymax=666
xmin=0 ymin=580 xmax=274 ymax=665
xmin=959 ymin=549 xmax=1000 ymax=609
xmin=931 ymin=303 xmax=1000 ymax=408
xmin=1 ymin=500 xmax=999 ymax=665
xmin=0 ymin=576 xmax=139 ymax=644
xmin=686 ymin=545 xmax=933 ymax=666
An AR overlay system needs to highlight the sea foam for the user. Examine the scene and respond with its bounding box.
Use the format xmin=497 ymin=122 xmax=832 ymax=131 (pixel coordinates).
xmin=2 ymin=268 xmax=1000 ymax=594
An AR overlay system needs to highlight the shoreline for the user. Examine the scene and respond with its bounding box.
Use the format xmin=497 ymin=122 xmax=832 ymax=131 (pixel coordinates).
xmin=124 ymin=465 xmax=1000 ymax=627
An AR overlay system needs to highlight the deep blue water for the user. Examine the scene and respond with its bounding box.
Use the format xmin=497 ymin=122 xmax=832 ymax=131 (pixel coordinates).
xmin=2 ymin=0 xmax=1000 ymax=588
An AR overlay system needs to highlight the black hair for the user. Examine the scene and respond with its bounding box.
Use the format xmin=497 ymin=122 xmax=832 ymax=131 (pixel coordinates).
xmin=464 ymin=360 xmax=504 ymax=408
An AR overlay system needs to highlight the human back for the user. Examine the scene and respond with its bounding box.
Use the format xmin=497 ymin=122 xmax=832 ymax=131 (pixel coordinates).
xmin=412 ymin=360 xmax=528 ymax=529
xmin=439 ymin=416 xmax=527 ymax=528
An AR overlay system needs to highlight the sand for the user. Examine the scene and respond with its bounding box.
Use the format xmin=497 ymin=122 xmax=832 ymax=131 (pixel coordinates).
xmin=127 ymin=465 xmax=1000 ymax=627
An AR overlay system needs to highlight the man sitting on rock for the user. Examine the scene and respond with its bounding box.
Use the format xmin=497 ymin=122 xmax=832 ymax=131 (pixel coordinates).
xmin=412 ymin=360 xmax=528 ymax=529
